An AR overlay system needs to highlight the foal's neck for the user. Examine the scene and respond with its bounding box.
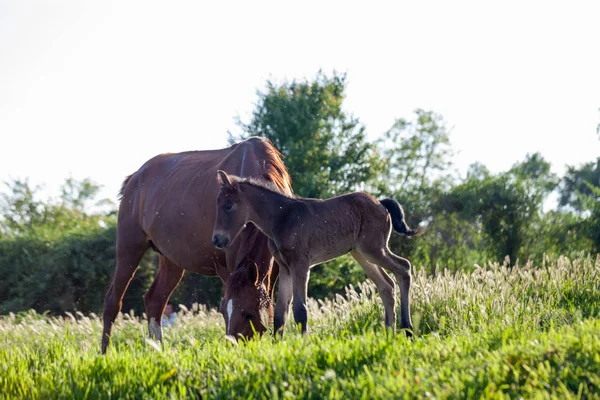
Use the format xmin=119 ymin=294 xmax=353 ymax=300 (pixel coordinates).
xmin=240 ymin=182 xmax=291 ymax=238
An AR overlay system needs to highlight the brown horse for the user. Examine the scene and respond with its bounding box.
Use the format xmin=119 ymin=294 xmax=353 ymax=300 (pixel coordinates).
xmin=212 ymin=170 xmax=419 ymax=338
xmin=101 ymin=137 xmax=292 ymax=353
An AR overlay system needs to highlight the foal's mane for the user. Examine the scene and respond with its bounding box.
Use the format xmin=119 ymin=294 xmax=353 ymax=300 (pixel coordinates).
xmin=231 ymin=175 xmax=295 ymax=199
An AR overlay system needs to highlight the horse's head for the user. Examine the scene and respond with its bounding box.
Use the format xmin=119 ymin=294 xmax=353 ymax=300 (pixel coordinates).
xmin=212 ymin=170 xmax=248 ymax=249
xmin=220 ymin=261 xmax=273 ymax=340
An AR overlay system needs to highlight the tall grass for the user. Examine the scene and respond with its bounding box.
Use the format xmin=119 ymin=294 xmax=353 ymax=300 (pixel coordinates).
xmin=1 ymin=254 xmax=599 ymax=399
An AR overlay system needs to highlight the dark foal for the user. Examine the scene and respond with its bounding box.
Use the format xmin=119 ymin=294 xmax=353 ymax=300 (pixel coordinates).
xmin=211 ymin=170 xmax=419 ymax=338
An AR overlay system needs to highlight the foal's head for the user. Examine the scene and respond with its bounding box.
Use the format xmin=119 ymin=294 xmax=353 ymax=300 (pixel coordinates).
xmin=220 ymin=261 xmax=273 ymax=340
xmin=212 ymin=170 xmax=249 ymax=249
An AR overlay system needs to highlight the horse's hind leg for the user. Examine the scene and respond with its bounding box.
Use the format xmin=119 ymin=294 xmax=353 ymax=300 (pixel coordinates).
xmin=351 ymin=250 xmax=396 ymax=330
xmin=144 ymin=256 xmax=185 ymax=341
xmin=101 ymin=227 xmax=148 ymax=354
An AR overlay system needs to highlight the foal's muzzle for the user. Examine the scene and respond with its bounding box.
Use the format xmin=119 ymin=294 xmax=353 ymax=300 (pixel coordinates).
xmin=212 ymin=234 xmax=230 ymax=249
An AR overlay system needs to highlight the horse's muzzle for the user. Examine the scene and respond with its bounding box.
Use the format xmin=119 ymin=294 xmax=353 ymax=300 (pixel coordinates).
xmin=212 ymin=234 xmax=230 ymax=249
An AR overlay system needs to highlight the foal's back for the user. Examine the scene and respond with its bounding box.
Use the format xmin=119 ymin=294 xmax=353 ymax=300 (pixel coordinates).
xmin=283 ymin=192 xmax=389 ymax=266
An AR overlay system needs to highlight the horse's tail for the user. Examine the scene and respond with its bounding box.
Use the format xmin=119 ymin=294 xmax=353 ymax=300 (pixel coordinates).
xmin=379 ymin=198 xmax=418 ymax=236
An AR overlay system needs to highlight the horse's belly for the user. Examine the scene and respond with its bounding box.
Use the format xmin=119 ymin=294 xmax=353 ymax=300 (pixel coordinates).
xmin=149 ymin=228 xmax=225 ymax=275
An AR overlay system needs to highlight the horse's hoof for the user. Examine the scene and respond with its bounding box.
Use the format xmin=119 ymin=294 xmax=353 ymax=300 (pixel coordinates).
xmin=224 ymin=335 xmax=238 ymax=346
xmin=149 ymin=318 xmax=163 ymax=341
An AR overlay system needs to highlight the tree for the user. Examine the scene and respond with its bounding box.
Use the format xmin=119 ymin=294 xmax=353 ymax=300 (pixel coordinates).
xmin=444 ymin=154 xmax=557 ymax=265
xmin=378 ymin=109 xmax=455 ymax=195
xmin=230 ymin=71 xmax=384 ymax=198
xmin=0 ymin=177 xmax=158 ymax=315
xmin=0 ymin=178 xmax=113 ymax=238
xmin=60 ymin=177 xmax=113 ymax=214
xmin=558 ymin=162 xmax=600 ymax=254
xmin=579 ymin=184 xmax=600 ymax=252
xmin=228 ymin=71 xmax=386 ymax=300
xmin=510 ymin=152 xmax=559 ymax=205
xmin=559 ymin=158 xmax=600 ymax=213
xmin=556 ymin=119 xmax=600 ymax=254
xmin=0 ymin=179 xmax=47 ymax=236
xmin=376 ymin=109 xmax=456 ymax=273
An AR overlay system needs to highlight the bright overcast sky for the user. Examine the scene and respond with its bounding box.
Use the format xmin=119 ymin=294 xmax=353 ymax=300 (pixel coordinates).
xmin=1 ymin=1 xmax=599 ymax=206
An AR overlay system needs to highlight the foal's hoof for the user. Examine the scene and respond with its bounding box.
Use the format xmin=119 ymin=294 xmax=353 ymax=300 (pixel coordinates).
xmin=400 ymin=327 xmax=414 ymax=341
xmin=101 ymin=336 xmax=110 ymax=354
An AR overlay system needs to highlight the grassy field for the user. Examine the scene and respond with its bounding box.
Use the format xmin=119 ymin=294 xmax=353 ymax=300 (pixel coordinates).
xmin=1 ymin=254 xmax=600 ymax=399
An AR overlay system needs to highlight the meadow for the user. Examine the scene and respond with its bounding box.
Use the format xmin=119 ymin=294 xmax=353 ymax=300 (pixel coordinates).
xmin=1 ymin=254 xmax=599 ymax=399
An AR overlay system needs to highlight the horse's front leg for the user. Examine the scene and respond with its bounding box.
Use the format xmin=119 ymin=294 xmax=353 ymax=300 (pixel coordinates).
xmin=290 ymin=262 xmax=311 ymax=335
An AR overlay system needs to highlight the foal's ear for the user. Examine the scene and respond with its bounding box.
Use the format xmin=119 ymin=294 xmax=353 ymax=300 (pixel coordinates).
xmin=216 ymin=170 xmax=233 ymax=187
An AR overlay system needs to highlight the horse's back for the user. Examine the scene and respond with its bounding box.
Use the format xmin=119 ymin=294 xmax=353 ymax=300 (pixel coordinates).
xmin=115 ymin=138 xmax=291 ymax=273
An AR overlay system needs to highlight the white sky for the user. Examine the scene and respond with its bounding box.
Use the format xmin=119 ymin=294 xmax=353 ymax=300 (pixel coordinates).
xmin=1 ymin=1 xmax=599 ymax=207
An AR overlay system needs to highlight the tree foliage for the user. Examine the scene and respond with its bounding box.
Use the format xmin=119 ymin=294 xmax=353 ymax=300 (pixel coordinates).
xmin=559 ymin=158 xmax=600 ymax=213
xmin=377 ymin=109 xmax=456 ymax=274
xmin=0 ymin=178 xmax=157 ymax=315
xmin=379 ymin=109 xmax=455 ymax=195
xmin=0 ymin=178 xmax=112 ymax=238
xmin=442 ymin=153 xmax=557 ymax=265
xmin=1 ymin=74 xmax=599 ymax=314
xmin=230 ymin=71 xmax=384 ymax=198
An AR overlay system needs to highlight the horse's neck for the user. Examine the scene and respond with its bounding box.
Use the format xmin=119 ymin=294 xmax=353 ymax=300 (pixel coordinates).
xmin=242 ymin=183 xmax=290 ymax=238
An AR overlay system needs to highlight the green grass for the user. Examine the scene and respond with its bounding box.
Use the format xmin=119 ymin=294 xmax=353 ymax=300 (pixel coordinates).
xmin=1 ymin=254 xmax=600 ymax=399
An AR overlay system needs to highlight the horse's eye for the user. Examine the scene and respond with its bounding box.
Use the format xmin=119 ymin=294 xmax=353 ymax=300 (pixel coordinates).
xmin=243 ymin=312 xmax=254 ymax=319
xmin=224 ymin=203 xmax=233 ymax=212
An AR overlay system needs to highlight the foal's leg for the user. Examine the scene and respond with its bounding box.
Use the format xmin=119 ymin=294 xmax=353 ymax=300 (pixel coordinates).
xmin=351 ymin=250 xmax=396 ymax=330
xmin=359 ymin=246 xmax=414 ymax=337
xmin=273 ymin=260 xmax=293 ymax=338
xmin=101 ymin=228 xmax=148 ymax=354
xmin=379 ymin=250 xmax=413 ymax=335
xmin=143 ymin=256 xmax=185 ymax=341
xmin=290 ymin=262 xmax=311 ymax=335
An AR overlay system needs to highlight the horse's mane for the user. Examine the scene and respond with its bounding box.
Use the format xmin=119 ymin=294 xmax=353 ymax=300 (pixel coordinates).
xmin=223 ymin=138 xmax=293 ymax=297
xmin=118 ymin=174 xmax=133 ymax=200
xmin=257 ymin=137 xmax=294 ymax=196
xmin=117 ymin=137 xmax=292 ymax=202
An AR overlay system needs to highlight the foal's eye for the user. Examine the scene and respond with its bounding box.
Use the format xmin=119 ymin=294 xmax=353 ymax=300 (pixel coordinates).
xmin=243 ymin=312 xmax=254 ymax=319
xmin=224 ymin=203 xmax=233 ymax=212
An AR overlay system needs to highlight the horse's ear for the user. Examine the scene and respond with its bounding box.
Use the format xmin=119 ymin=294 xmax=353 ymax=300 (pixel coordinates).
xmin=217 ymin=170 xmax=233 ymax=187
xmin=247 ymin=261 xmax=260 ymax=286
xmin=264 ymin=261 xmax=278 ymax=295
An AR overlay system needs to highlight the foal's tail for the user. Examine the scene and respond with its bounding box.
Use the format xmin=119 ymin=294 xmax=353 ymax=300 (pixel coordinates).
xmin=379 ymin=198 xmax=419 ymax=236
